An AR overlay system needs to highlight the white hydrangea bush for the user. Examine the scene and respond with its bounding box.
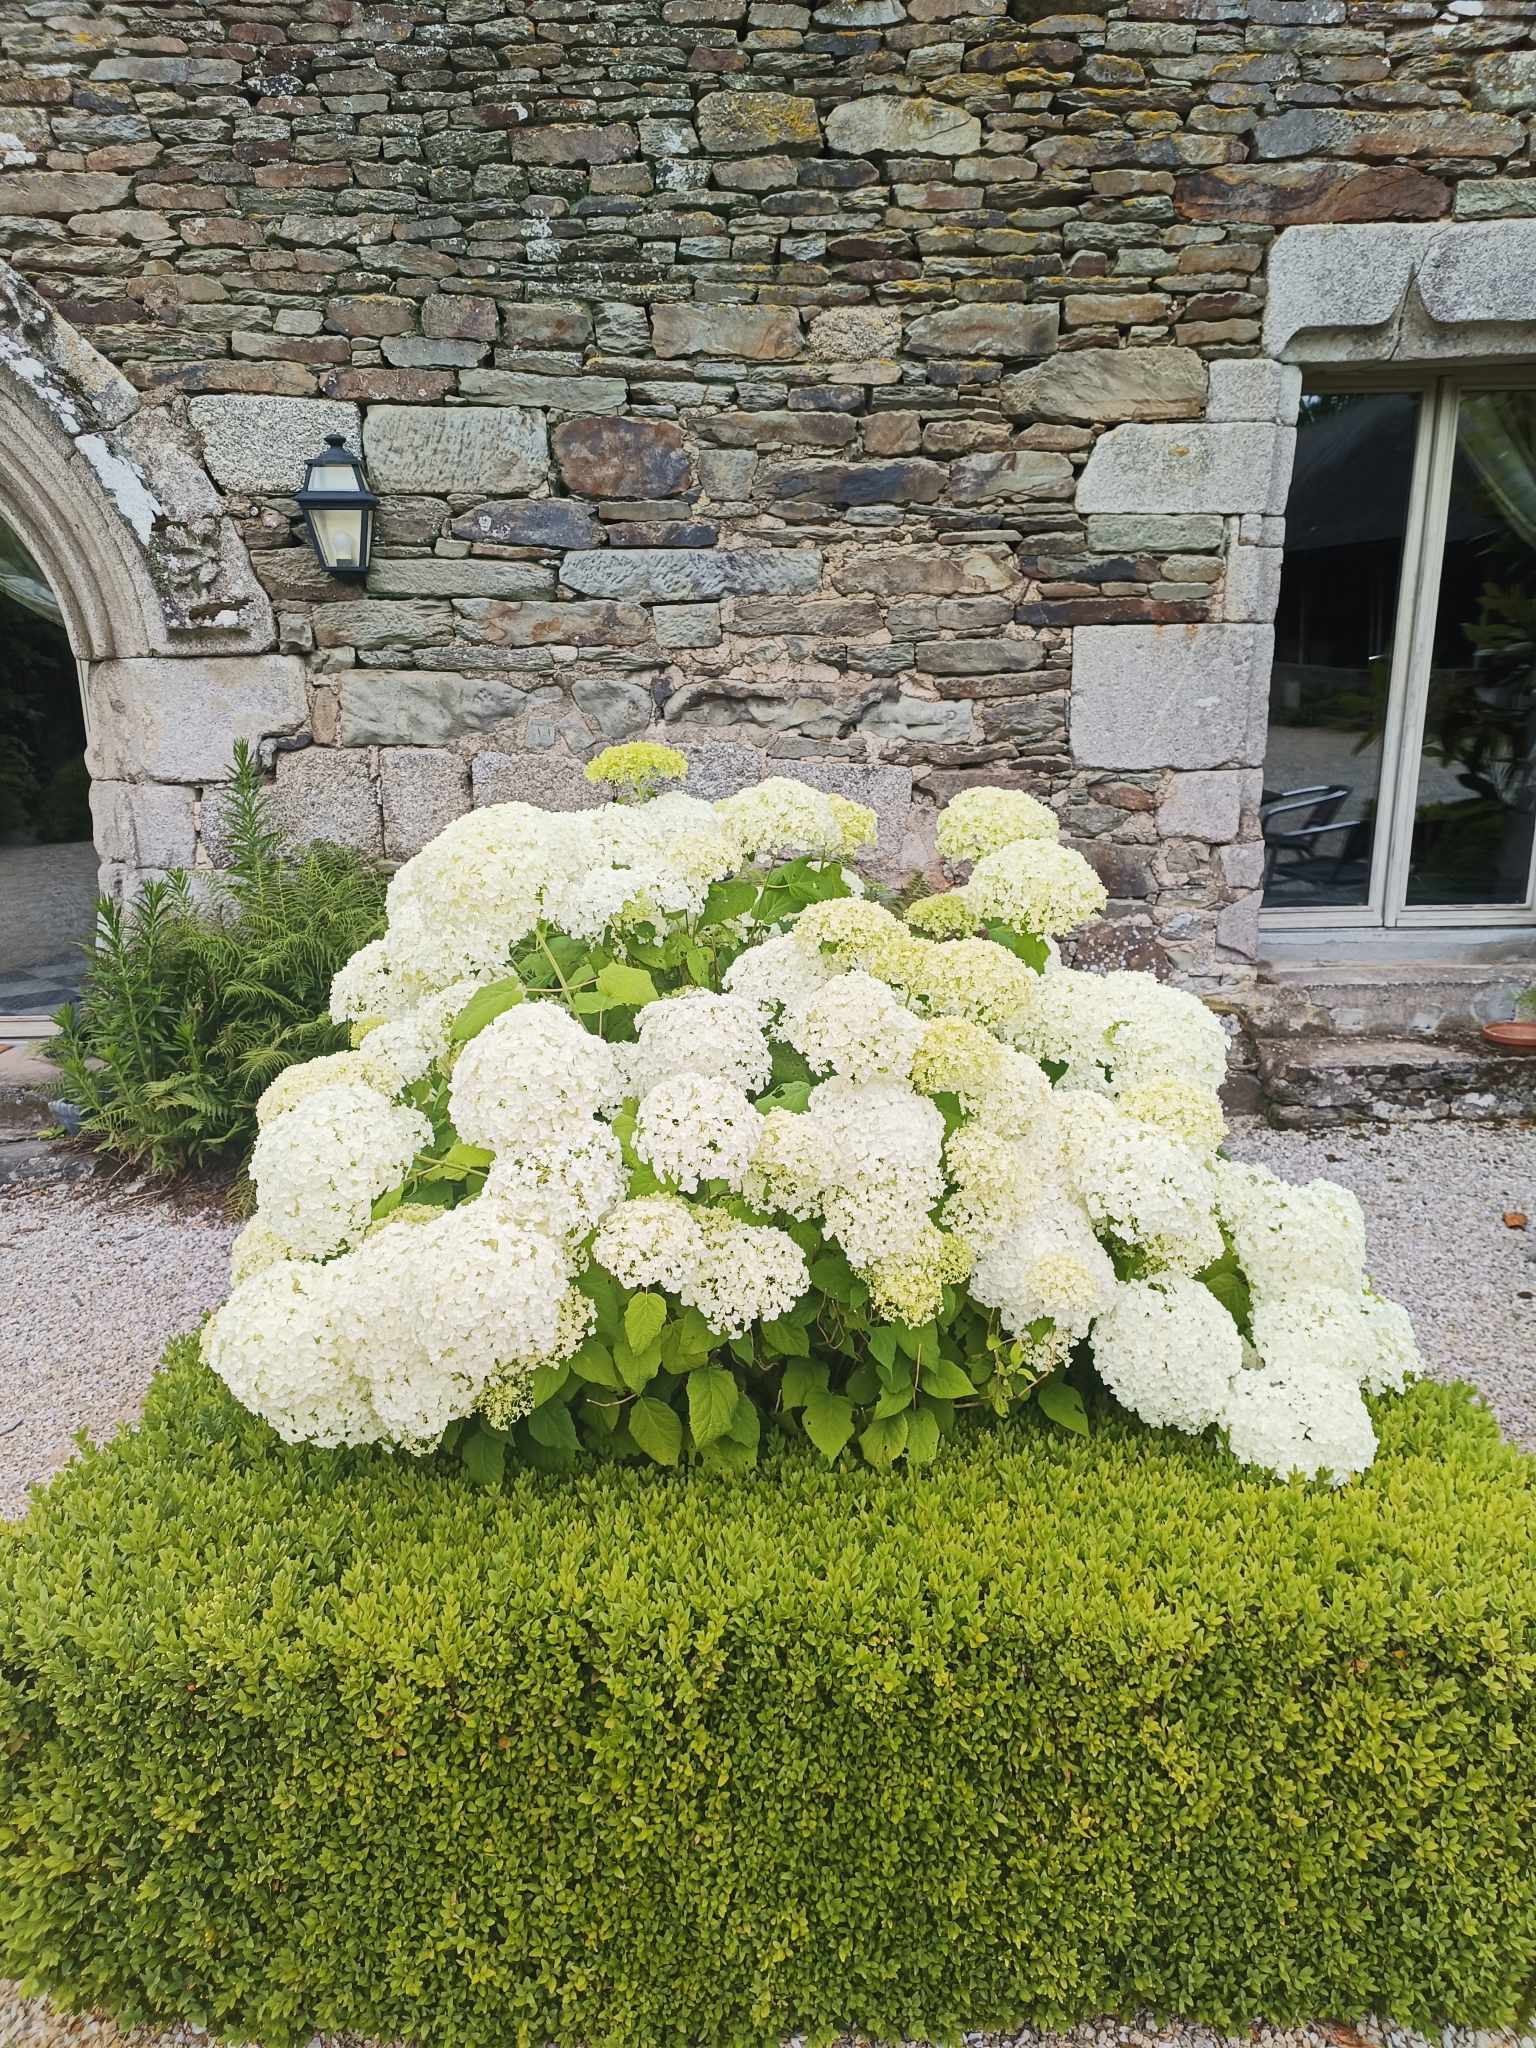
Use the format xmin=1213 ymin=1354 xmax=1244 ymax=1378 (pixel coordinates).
xmin=202 ymin=748 xmax=1420 ymax=1487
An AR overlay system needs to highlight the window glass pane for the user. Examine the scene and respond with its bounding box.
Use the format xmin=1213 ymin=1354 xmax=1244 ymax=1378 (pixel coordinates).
xmin=1262 ymin=388 xmax=1419 ymax=911
xmin=1405 ymin=388 xmax=1536 ymax=909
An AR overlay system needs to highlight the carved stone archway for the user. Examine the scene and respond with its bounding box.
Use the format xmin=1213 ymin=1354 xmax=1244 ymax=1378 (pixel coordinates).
xmin=0 ymin=261 xmax=307 ymax=888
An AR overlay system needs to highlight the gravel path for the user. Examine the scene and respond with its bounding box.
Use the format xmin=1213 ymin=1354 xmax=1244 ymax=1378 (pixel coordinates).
xmin=1 ymin=1124 xmax=1533 ymax=2046
xmin=0 ymin=1173 xmax=236 ymax=1522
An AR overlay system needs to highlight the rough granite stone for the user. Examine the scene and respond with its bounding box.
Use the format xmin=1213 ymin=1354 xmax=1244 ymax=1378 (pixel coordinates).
xmin=1071 ymin=626 xmax=1275 ymax=771
xmin=471 ymin=749 xmax=605 ymax=811
xmin=187 ymin=396 xmax=360 ymax=493
xmin=560 ymin=548 xmax=822 ymax=600
xmin=1157 ymin=769 xmax=1246 ymax=845
xmin=380 ymin=749 xmax=471 ymax=860
xmin=268 ymin=746 xmax=382 ymax=856
xmin=1261 ymin=222 xmax=1436 ymax=358
xmin=1222 ymin=547 xmax=1284 ymax=626
xmin=1205 ymin=360 xmax=1303 ymax=426
xmin=362 ymin=405 xmax=547 ymax=493
xmin=88 ymin=780 xmax=197 ymax=869
xmin=1076 ymin=423 xmax=1296 ymax=516
xmin=85 ymin=656 xmax=307 ymax=783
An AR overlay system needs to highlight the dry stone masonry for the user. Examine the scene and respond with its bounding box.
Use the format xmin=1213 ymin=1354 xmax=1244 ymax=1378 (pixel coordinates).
xmin=2 ymin=0 xmax=1536 ymax=987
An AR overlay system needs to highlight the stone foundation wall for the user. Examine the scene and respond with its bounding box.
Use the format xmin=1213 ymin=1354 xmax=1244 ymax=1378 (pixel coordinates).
xmin=3 ymin=0 xmax=1536 ymax=986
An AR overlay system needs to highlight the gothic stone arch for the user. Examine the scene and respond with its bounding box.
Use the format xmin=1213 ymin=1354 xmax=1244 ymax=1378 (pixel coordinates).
xmin=0 ymin=260 xmax=305 ymax=888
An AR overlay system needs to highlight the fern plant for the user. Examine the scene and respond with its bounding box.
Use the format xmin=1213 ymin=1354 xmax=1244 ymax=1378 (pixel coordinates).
xmin=49 ymin=744 xmax=389 ymax=1176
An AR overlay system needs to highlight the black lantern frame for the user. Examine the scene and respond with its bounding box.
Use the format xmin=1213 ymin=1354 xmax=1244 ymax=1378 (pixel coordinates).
xmin=295 ymin=434 xmax=379 ymax=581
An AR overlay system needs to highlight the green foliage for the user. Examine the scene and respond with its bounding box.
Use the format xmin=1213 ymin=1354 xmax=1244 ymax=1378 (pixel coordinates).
xmin=47 ymin=745 xmax=388 ymax=1175
xmin=3 ymin=1346 xmax=1535 ymax=2047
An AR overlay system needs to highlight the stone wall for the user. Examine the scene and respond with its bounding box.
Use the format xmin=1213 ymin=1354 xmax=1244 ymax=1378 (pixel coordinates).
xmin=2 ymin=0 xmax=1536 ymax=986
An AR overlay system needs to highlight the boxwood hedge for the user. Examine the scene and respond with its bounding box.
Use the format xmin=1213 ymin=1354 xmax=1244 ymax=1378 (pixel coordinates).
xmin=2 ymin=1341 xmax=1535 ymax=2048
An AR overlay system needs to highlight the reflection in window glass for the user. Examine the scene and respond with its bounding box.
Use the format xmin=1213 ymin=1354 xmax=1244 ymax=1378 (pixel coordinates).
xmin=1262 ymin=389 xmax=1418 ymax=910
xmin=1406 ymin=389 xmax=1536 ymax=908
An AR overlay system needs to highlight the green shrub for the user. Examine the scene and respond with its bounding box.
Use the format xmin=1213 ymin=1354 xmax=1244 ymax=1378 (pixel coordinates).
xmin=3 ymin=1343 xmax=1534 ymax=2047
xmin=48 ymin=744 xmax=388 ymax=1175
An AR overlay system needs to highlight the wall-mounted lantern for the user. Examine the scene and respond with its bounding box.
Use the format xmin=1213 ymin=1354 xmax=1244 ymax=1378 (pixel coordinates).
xmin=296 ymin=434 xmax=378 ymax=580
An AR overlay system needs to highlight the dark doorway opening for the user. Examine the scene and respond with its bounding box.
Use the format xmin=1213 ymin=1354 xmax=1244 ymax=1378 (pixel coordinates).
xmin=0 ymin=523 xmax=96 ymax=991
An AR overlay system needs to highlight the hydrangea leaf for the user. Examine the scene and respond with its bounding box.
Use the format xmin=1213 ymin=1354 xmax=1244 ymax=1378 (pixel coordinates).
xmin=802 ymin=1390 xmax=855 ymax=1462
xmin=629 ymin=1395 xmax=682 ymax=1467
xmin=1038 ymin=1379 xmax=1090 ymax=1437
xmin=687 ymin=1367 xmax=739 ymax=1449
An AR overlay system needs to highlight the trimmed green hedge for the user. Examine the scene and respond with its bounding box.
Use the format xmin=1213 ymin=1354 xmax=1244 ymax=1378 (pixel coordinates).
xmin=3 ymin=1343 xmax=1535 ymax=2048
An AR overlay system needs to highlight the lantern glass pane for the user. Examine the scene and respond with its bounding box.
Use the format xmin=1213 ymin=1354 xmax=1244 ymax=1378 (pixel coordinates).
xmin=310 ymin=505 xmax=366 ymax=572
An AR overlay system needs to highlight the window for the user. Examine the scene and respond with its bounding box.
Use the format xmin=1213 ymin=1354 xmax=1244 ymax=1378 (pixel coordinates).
xmin=1262 ymin=374 xmax=1536 ymax=929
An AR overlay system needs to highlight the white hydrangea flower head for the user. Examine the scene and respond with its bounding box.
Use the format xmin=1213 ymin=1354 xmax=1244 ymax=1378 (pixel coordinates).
xmin=1250 ymin=1286 xmax=1419 ymax=1396
xmin=911 ymin=1017 xmax=1055 ymax=1135
xmin=722 ymin=930 xmax=833 ymax=1028
xmin=593 ymin=1194 xmax=707 ymax=1295
xmin=807 ymin=1076 xmax=946 ymax=1267
xmin=863 ymin=1224 xmax=972 ymax=1328
xmin=483 ymin=1124 xmax=625 ymax=1247
xmin=713 ymin=776 xmax=846 ymax=863
xmin=790 ymin=898 xmax=928 ymax=990
xmin=626 ymin=992 xmax=772 ymax=1099
xmin=228 ymin=1217 xmax=295 ymax=1288
xmin=250 ymin=1083 xmax=431 ymax=1260
xmin=959 ymin=838 xmax=1108 ymax=938
xmin=904 ymin=892 xmax=979 ymax=941
xmin=1018 ymin=969 xmax=1228 ymax=1097
xmin=1090 ymin=1275 xmax=1243 ymax=1434
xmin=1213 ymin=1160 xmax=1367 ymax=1303
xmin=682 ymin=1210 xmax=810 ymax=1338
xmin=1057 ymin=1091 xmax=1221 ymax=1274
xmin=383 ymin=804 xmax=566 ymax=995
xmin=970 ymin=1207 xmax=1116 ymax=1341
xmin=202 ymin=1260 xmax=383 ymax=1448
xmin=743 ymin=1108 xmax=836 ymax=1220
xmin=827 ymin=792 xmax=877 ymax=858
xmin=329 ymin=938 xmax=411 ymax=1028
xmin=941 ymin=1123 xmax=1060 ymax=1253
xmin=1221 ymin=1357 xmax=1377 ymax=1484
xmin=783 ymin=971 xmax=924 ymax=1083
xmin=916 ymin=937 xmax=1041 ymax=1040
xmin=634 ymin=1073 xmax=762 ymax=1193
xmin=937 ymin=786 xmax=1060 ymax=864
xmin=357 ymin=975 xmax=494 ymax=1095
xmin=256 ymin=1051 xmax=380 ymax=1128
xmin=333 ymin=1197 xmax=573 ymax=1448
xmin=449 ymin=1002 xmax=624 ymax=1153
xmin=481 ymin=1287 xmax=597 ymax=1430
xmin=1115 ymin=1076 xmax=1227 ymax=1154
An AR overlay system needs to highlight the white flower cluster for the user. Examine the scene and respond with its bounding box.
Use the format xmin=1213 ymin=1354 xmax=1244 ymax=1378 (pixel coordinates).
xmin=206 ymin=767 xmax=1418 ymax=1486
xmin=937 ymin=786 xmax=1060 ymax=865
xmin=593 ymin=1196 xmax=808 ymax=1338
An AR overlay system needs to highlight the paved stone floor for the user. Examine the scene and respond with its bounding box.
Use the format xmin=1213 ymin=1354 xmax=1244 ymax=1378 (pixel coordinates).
xmin=0 ymin=841 xmax=97 ymax=979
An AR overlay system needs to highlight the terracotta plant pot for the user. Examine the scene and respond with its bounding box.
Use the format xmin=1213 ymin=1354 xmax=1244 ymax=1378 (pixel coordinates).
xmin=1481 ymin=1019 xmax=1536 ymax=1053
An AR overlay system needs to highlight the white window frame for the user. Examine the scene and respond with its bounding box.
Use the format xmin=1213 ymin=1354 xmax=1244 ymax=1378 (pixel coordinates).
xmin=1263 ymin=367 xmax=1536 ymax=935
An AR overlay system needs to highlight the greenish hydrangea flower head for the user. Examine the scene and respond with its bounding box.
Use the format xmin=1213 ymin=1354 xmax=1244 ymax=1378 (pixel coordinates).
xmin=584 ymin=741 xmax=689 ymax=802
